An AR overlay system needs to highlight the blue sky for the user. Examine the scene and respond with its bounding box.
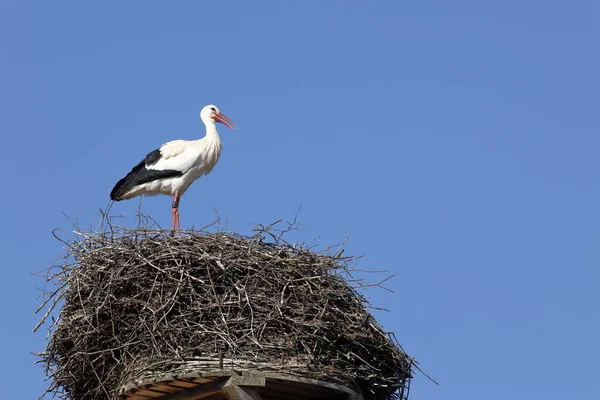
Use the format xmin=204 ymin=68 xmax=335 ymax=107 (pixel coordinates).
xmin=1 ymin=1 xmax=599 ymax=399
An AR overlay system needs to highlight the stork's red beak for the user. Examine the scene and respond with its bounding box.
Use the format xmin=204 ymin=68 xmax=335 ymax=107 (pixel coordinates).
xmin=214 ymin=113 xmax=238 ymax=130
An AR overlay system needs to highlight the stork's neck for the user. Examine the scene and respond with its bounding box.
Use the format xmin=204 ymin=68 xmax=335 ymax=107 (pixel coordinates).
xmin=201 ymin=118 xmax=222 ymax=144
xmin=199 ymin=117 xmax=222 ymax=172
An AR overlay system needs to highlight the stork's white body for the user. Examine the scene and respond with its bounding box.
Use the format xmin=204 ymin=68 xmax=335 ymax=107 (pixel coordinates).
xmin=110 ymin=104 xmax=237 ymax=234
xmin=120 ymin=133 xmax=222 ymax=200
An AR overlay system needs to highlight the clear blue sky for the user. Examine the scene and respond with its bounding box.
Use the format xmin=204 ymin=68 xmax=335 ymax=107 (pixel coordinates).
xmin=1 ymin=1 xmax=598 ymax=399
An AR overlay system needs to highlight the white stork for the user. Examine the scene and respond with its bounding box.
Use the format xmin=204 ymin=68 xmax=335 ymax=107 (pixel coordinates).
xmin=110 ymin=104 xmax=237 ymax=234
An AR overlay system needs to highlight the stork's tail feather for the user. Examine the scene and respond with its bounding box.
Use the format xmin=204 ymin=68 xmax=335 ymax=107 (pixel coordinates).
xmin=110 ymin=177 xmax=130 ymax=201
xmin=110 ymin=163 xmax=146 ymax=201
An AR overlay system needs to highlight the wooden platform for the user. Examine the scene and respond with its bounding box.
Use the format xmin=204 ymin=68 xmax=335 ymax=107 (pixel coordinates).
xmin=121 ymin=370 xmax=363 ymax=400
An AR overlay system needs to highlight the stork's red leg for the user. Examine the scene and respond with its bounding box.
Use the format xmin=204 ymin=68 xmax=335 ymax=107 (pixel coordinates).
xmin=175 ymin=208 xmax=181 ymax=235
xmin=171 ymin=194 xmax=181 ymax=236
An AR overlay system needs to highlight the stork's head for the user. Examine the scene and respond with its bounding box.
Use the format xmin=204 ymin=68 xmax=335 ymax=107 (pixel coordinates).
xmin=200 ymin=104 xmax=237 ymax=130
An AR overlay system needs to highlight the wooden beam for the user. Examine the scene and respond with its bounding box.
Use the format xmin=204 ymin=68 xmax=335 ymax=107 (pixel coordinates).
xmin=222 ymin=372 xmax=266 ymax=400
xmin=157 ymin=378 xmax=228 ymax=400
xmin=222 ymin=386 xmax=263 ymax=400
xmin=228 ymin=372 xmax=266 ymax=387
xmin=157 ymin=373 xmax=267 ymax=400
xmin=262 ymin=373 xmax=362 ymax=399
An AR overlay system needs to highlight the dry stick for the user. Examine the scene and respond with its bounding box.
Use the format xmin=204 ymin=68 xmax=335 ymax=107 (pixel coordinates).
xmin=32 ymin=286 xmax=66 ymax=333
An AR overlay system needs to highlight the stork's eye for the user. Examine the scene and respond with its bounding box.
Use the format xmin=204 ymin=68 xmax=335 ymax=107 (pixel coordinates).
xmin=211 ymin=107 xmax=216 ymax=112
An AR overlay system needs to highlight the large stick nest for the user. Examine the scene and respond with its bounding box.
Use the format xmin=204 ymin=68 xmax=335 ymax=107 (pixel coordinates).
xmin=36 ymin=220 xmax=415 ymax=400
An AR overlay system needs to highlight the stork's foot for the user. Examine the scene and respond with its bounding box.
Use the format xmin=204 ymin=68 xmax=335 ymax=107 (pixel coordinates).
xmin=170 ymin=215 xmax=180 ymax=237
